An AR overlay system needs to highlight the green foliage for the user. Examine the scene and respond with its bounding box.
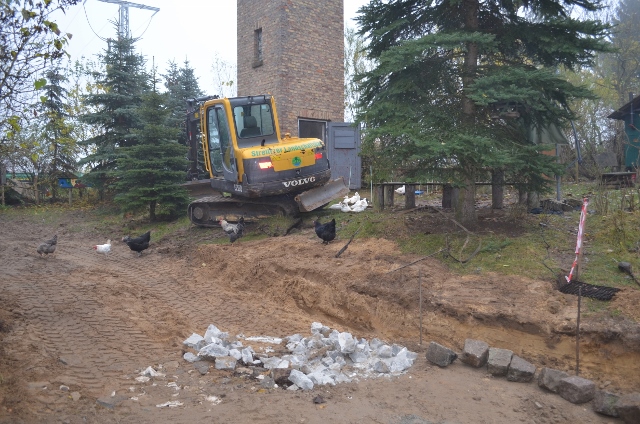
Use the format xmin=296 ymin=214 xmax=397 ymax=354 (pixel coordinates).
xmin=39 ymin=67 xmax=80 ymax=201
xmin=79 ymin=33 xmax=149 ymax=195
xmin=162 ymin=59 xmax=203 ymax=146
xmin=0 ymin=0 xmax=79 ymax=158
xmin=113 ymin=89 xmax=190 ymax=221
xmin=355 ymin=0 xmax=611 ymax=224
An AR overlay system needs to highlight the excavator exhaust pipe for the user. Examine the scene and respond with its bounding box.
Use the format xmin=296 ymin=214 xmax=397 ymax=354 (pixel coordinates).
xmin=295 ymin=177 xmax=350 ymax=213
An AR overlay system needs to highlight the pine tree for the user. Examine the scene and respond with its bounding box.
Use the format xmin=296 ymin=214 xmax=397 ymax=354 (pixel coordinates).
xmin=357 ymin=0 xmax=611 ymax=224
xmin=79 ymin=34 xmax=149 ymax=197
xmin=114 ymin=77 xmax=190 ymax=221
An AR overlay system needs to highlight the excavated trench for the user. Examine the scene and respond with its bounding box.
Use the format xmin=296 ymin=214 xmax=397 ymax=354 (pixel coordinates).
xmin=194 ymin=235 xmax=640 ymax=394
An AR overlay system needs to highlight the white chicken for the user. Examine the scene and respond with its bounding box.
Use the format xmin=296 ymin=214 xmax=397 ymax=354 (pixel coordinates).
xmin=328 ymin=202 xmax=343 ymax=210
xmin=340 ymin=202 xmax=352 ymax=213
xmin=219 ymin=217 xmax=245 ymax=244
xmin=350 ymin=198 xmax=368 ymax=213
xmin=219 ymin=218 xmax=242 ymax=236
xmin=93 ymin=239 xmax=111 ymax=255
xmin=395 ymin=185 xmax=405 ymax=195
xmin=344 ymin=192 xmax=360 ymax=205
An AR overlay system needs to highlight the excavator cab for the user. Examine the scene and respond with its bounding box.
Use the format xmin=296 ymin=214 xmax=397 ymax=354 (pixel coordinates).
xmin=234 ymin=103 xmax=276 ymax=143
xmin=183 ymin=94 xmax=349 ymax=225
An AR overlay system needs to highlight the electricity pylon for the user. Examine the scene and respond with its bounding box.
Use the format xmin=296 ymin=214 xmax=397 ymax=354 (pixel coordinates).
xmin=97 ymin=0 xmax=160 ymax=39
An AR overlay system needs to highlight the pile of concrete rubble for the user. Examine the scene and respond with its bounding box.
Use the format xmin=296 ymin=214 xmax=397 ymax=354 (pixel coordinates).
xmin=182 ymin=322 xmax=417 ymax=390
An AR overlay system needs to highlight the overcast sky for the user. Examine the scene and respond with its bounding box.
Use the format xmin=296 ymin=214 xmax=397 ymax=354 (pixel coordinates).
xmin=52 ymin=0 xmax=369 ymax=94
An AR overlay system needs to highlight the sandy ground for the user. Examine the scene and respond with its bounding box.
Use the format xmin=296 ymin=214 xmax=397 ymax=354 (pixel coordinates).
xmin=0 ymin=205 xmax=639 ymax=424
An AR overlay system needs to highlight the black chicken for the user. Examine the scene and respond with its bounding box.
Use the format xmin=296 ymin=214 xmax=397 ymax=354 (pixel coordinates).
xmin=122 ymin=230 xmax=151 ymax=256
xmin=37 ymin=234 xmax=57 ymax=257
xmin=313 ymin=218 xmax=336 ymax=245
xmin=228 ymin=217 xmax=245 ymax=244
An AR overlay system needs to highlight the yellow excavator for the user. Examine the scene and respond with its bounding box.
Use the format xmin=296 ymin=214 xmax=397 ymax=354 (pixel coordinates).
xmin=183 ymin=94 xmax=349 ymax=226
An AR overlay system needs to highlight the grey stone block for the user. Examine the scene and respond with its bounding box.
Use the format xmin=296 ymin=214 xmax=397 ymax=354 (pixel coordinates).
xmin=214 ymin=356 xmax=237 ymax=370
xmin=96 ymin=394 xmax=127 ymax=409
xmin=460 ymin=339 xmax=489 ymax=368
xmin=260 ymin=376 xmax=276 ymax=389
xmin=593 ymin=390 xmax=619 ymax=418
xmin=487 ymin=347 xmax=513 ymax=377
xmin=193 ymin=361 xmax=210 ymax=375
xmin=557 ymin=376 xmax=596 ymax=404
xmin=425 ymin=342 xmax=457 ymax=367
xmin=538 ymin=367 xmax=569 ymax=393
xmin=617 ymin=392 xmax=640 ymax=424
xmin=506 ymin=355 xmax=536 ymax=382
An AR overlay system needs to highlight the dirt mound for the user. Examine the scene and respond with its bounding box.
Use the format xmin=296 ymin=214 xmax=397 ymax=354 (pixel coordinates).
xmin=0 ymin=209 xmax=638 ymax=423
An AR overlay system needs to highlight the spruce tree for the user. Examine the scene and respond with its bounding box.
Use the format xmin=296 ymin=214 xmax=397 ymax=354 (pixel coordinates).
xmin=163 ymin=59 xmax=203 ymax=146
xmin=357 ymin=0 xmax=611 ymax=224
xmin=40 ymin=67 xmax=77 ymax=201
xmin=163 ymin=59 xmax=204 ymax=178
xmin=79 ymin=34 xmax=149 ymax=197
xmin=114 ymin=78 xmax=190 ymax=221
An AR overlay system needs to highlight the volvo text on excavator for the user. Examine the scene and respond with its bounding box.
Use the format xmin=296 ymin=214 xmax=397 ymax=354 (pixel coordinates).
xmin=183 ymin=94 xmax=349 ymax=226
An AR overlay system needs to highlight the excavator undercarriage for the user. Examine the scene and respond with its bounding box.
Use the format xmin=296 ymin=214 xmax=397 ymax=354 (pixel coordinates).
xmin=185 ymin=177 xmax=349 ymax=226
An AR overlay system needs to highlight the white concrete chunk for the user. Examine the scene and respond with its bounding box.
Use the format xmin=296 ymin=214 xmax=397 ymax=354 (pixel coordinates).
xmin=183 ymin=352 xmax=200 ymax=363
xmin=183 ymin=333 xmax=205 ymax=351
xmin=198 ymin=343 xmax=230 ymax=359
xmin=289 ymin=369 xmax=314 ymax=390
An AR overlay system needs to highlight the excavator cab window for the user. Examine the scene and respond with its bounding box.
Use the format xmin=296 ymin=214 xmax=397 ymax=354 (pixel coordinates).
xmin=234 ymin=103 xmax=275 ymax=145
xmin=206 ymin=107 xmax=233 ymax=173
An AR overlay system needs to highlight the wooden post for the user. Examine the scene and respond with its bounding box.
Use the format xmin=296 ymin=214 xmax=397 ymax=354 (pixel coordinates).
xmin=34 ymin=175 xmax=39 ymax=204
xmin=527 ymin=191 xmax=539 ymax=209
xmin=405 ymin=184 xmax=416 ymax=209
xmin=518 ymin=188 xmax=528 ymax=205
xmin=384 ymin=184 xmax=394 ymax=207
xmin=442 ymin=184 xmax=458 ymax=209
xmin=575 ymin=246 xmax=583 ymax=283
xmin=491 ymin=170 xmax=504 ymax=209
xmin=374 ymin=185 xmax=384 ymax=211
xmin=576 ymin=286 xmax=581 ymax=375
xmin=68 ymin=188 xmax=72 ymax=205
xmin=1 ymin=185 xmax=4 ymax=207
xmin=419 ymin=269 xmax=423 ymax=346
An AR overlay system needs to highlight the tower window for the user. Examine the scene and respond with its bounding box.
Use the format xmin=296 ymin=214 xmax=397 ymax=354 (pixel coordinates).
xmin=253 ymin=28 xmax=263 ymax=68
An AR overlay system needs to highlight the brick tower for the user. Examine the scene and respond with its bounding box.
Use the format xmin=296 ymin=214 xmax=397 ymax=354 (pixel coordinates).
xmin=237 ymin=0 xmax=344 ymax=139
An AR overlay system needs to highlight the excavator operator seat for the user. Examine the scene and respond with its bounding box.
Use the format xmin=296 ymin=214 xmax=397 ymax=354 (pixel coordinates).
xmin=240 ymin=116 xmax=261 ymax=138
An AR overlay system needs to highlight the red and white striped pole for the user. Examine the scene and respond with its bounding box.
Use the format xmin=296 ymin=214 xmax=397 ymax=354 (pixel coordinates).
xmin=566 ymin=198 xmax=590 ymax=283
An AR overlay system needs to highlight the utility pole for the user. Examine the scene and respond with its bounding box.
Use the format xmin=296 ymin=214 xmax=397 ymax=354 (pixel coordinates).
xmin=96 ymin=0 xmax=159 ymax=39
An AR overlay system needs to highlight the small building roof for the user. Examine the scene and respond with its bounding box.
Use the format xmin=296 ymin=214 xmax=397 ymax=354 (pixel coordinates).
xmin=608 ymin=94 xmax=640 ymax=120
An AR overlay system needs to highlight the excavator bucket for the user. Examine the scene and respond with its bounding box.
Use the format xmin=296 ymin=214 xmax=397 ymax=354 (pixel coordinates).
xmin=295 ymin=177 xmax=350 ymax=213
